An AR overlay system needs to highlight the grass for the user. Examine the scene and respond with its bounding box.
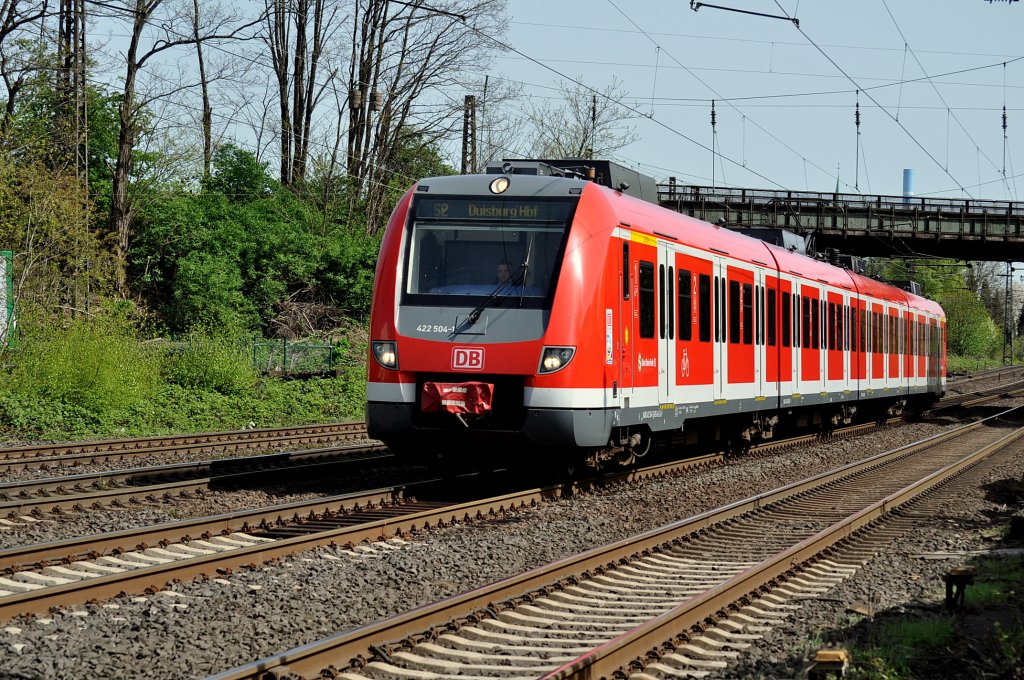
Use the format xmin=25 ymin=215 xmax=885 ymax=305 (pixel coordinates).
xmin=842 ymin=552 xmax=1024 ymax=679
xmin=946 ymin=354 xmax=1004 ymax=375
xmin=0 ymin=318 xmax=369 ymax=441
xmin=847 ymin=615 xmax=959 ymax=679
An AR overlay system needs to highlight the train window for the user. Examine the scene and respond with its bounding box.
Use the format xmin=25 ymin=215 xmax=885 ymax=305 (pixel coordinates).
xmin=768 ymin=289 xmax=777 ymax=346
xmin=759 ymin=286 xmax=765 ymax=345
xmin=811 ymin=298 xmax=820 ymax=350
xmin=801 ymin=296 xmax=810 ymax=349
xmin=667 ymin=266 xmax=674 ymax=340
xmin=742 ymin=283 xmax=753 ymax=345
xmin=837 ymin=304 xmax=844 ymax=351
xmin=729 ymin=280 xmax=741 ymax=344
xmin=698 ymin=274 xmax=711 ymax=342
xmin=403 ymin=196 xmax=576 ymax=306
xmin=754 ymin=285 xmax=760 ymax=346
xmin=678 ymin=270 xmax=692 ymax=341
xmin=622 ymin=243 xmax=629 ymax=300
xmin=720 ymin=278 xmax=726 ymax=343
xmin=827 ymin=302 xmax=836 ymax=350
xmin=781 ymin=292 xmax=790 ymax=347
xmin=713 ymin=276 xmax=720 ymax=342
xmin=659 ymin=264 xmax=666 ymax=340
xmin=795 ymin=294 xmax=801 ymax=348
xmin=839 ymin=307 xmax=847 ymax=352
xmin=639 ymin=261 xmax=655 ymax=339
xmin=840 ymin=305 xmax=845 ymax=351
xmin=851 ymin=307 xmax=857 ymax=352
xmin=884 ymin=313 xmax=889 ymax=354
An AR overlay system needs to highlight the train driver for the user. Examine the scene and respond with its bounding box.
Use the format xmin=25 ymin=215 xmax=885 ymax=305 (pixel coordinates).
xmin=496 ymin=261 xmax=512 ymax=286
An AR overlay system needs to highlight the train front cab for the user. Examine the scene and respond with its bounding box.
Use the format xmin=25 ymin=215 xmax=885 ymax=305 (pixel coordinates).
xmin=367 ymin=175 xmax=625 ymax=463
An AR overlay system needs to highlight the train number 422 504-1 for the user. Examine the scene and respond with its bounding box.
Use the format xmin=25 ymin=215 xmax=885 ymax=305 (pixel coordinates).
xmin=416 ymin=324 xmax=455 ymax=333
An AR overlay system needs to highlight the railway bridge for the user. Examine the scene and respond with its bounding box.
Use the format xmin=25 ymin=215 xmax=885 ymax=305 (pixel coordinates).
xmin=658 ymin=183 xmax=1024 ymax=261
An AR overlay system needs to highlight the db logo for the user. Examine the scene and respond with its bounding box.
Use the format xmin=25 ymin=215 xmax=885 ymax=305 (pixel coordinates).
xmin=452 ymin=346 xmax=485 ymax=371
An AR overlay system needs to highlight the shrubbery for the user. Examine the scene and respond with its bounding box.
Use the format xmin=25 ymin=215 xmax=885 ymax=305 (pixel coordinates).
xmin=0 ymin=316 xmax=366 ymax=440
xmin=4 ymin=315 xmax=160 ymax=425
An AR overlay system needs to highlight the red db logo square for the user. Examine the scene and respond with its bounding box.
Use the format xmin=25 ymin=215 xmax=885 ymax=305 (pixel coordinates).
xmin=452 ymin=346 xmax=485 ymax=371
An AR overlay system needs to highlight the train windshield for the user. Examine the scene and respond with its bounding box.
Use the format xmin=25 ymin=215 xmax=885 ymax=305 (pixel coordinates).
xmin=403 ymin=196 xmax=577 ymax=308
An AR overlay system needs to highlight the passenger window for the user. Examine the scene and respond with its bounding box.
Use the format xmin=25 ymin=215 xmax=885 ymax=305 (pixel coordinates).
xmin=678 ymin=270 xmax=692 ymax=341
xmin=713 ymin=275 xmax=720 ymax=342
xmin=622 ymin=243 xmax=629 ymax=300
xmin=828 ymin=302 xmax=835 ymax=350
xmin=811 ymin=298 xmax=820 ymax=350
xmin=768 ymin=289 xmax=777 ymax=346
xmin=729 ymin=280 xmax=741 ymax=344
xmin=659 ymin=264 xmax=666 ymax=340
xmin=801 ymin=296 xmax=808 ymax=349
xmin=743 ymin=283 xmax=753 ymax=345
xmin=781 ymin=291 xmax=790 ymax=347
xmin=698 ymin=274 xmax=711 ymax=342
xmin=667 ymin=266 xmax=674 ymax=340
xmin=851 ymin=307 xmax=857 ymax=352
xmin=639 ymin=261 xmax=655 ymax=339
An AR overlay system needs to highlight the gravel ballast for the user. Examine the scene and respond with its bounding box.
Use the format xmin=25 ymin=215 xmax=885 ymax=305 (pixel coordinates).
xmin=0 ymin=406 xmax=1020 ymax=678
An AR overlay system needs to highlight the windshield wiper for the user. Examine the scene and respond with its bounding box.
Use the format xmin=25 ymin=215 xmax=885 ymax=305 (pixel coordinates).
xmin=466 ymin=264 xmax=527 ymax=325
xmin=518 ymin=236 xmax=534 ymax=309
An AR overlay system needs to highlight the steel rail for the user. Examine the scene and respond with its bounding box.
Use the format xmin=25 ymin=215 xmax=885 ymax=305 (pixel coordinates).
xmin=0 ymin=444 xmax=390 ymax=516
xmin=0 ymin=422 xmax=370 ymax=471
xmin=0 ymin=452 xmax=724 ymax=621
xmin=205 ymin=407 xmax=1022 ymax=680
xmin=544 ymin=414 xmax=1024 ymax=678
xmin=0 ymin=483 xmax=414 ymax=574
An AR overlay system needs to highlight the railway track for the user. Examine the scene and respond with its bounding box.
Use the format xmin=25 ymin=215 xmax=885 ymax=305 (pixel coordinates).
xmin=0 ymin=421 xmax=370 ymax=472
xmin=0 ymin=453 xmax=724 ymax=622
xmin=205 ymin=406 xmax=1024 ymax=680
xmin=0 ymin=443 xmax=389 ymax=517
xmin=927 ymin=377 xmax=1024 ymax=413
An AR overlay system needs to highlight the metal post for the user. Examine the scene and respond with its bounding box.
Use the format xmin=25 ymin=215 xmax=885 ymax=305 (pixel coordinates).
xmin=461 ymin=95 xmax=477 ymax=174
xmin=1005 ymin=261 xmax=1013 ymax=365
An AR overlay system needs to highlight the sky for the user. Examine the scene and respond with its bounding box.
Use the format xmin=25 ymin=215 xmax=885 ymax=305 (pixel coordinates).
xmin=494 ymin=0 xmax=1024 ymax=200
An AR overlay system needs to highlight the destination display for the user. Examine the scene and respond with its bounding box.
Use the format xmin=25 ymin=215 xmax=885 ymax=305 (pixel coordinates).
xmin=415 ymin=198 xmax=574 ymax=222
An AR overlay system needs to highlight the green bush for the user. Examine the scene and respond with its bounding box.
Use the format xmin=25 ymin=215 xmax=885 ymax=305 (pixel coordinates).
xmin=163 ymin=335 xmax=257 ymax=396
xmin=3 ymin=316 xmax=159 ymax=424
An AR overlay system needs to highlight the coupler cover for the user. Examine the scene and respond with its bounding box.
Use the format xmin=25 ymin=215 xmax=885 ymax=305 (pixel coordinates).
xmin=421 ymin=382 xmax=494 ymax=415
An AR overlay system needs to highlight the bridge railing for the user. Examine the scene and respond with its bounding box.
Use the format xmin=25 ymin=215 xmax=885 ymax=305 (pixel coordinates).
xmin=658 ymin=185 xmax=1024 ymax=216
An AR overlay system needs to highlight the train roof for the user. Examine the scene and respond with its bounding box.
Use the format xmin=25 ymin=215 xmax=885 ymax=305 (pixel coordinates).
xmin=593 ymin=182 xmax=944 ymax=317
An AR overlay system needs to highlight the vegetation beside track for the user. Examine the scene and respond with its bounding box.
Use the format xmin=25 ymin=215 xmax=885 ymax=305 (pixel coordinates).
xmin=0 ymin=316 xmax=368 ymax=441
xmin=832 ymin=507 xmax=1024 ymax=679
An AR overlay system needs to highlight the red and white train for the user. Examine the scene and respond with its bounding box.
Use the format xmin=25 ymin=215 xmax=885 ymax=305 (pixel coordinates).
xmin=367 ymin=161 xmax=946 ymax=469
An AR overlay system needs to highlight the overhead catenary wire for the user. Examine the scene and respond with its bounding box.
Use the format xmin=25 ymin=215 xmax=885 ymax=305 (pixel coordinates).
xmin=880 ymin=0 xmax=1003 ymax=184
xmin=771 ymin=0 xmax=974 ymax=197
xmin=463 ymin=14 xmax=792 ymax=190
xmin=605 ymin=0 xmax=845 ymax=190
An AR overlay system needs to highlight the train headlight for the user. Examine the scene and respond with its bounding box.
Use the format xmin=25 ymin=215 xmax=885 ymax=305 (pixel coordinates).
xmin=489 ymin=176 xmax=510 ymax=194
xmin=539 ymin=346 xmax=575 ymax=374
xmin=372 ymin=341 xmax=399 ymax=369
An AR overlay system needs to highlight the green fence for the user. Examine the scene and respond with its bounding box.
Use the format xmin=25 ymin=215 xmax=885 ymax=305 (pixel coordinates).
xmin=252 ymin=338 xmax=339 ymax=376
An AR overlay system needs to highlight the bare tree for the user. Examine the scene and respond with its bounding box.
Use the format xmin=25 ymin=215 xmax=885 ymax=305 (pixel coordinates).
xmin=523 ymin=77 xmax=638 ymax=160
xmin=0 ymin=0 xmax=53 ymax=138
xmin=190 ymin=0 xmax=211 ymax=180
xmin=345 ymin=0 xmax=507 ymax=231
xmin=263 ymin=0 xmax=342 ymax=186
xmin=92 ymin=0 xmax=260 ymax=293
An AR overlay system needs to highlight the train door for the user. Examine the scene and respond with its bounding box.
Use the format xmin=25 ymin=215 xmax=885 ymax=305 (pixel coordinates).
xmin=658 ymin=242 xmax=675 ymax=404
xmin=712 ymin=257 xmax=727 ymax=402
xmin=791 ymin=283 xmax=801 ymax=394
xmin=755 ymin=268 xmax=766 ymax=397
xmin=618 ymin=238 xmax=634 ymax=405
